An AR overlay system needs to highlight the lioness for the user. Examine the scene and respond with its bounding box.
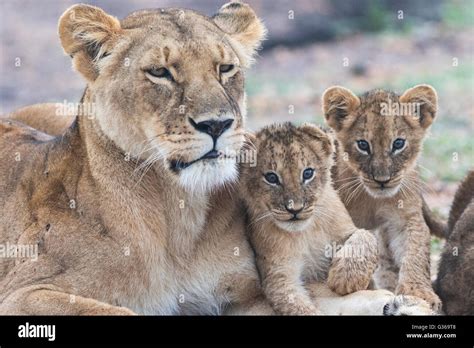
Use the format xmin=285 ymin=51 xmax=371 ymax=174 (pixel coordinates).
xmin=240 ymin=123 xmax=379 ymax=315
xmin=322 ymin=85 xmax=442 ymax=310
xmin=0 ymin=1 xmax=274 ymax=315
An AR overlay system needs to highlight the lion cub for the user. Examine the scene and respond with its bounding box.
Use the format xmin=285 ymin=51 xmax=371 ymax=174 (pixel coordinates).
xmin=240 ymin=123 xmax=378 ymax=315
xmin=322 ymin=85 xmax=442 ymax=310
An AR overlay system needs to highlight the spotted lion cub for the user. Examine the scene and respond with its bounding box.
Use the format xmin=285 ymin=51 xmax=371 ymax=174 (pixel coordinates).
xmin=240 ymin=123 xmax=379 ymax=315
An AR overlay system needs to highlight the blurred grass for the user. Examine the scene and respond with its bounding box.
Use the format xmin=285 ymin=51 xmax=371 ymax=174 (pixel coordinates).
xmin=390 ymin=65 xmax=474 ymax=182
xmin=431 ymin=237 xmax=444 ymax=254
xmin=363 ymin=0 xmax=474 ymax=33
xmin=442 ymin=0 xmax=474 ymax=28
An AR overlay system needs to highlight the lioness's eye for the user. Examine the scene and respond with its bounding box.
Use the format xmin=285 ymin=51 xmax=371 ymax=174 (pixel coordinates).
xmin=356 ymin=140 xmax=370 ymax=154
xmin=392 ymin=138 xmax=406 ymax=151
xmin=146 ymin=67 xmax=174 ymax=81
xmin=302 ymin=168 xmax=315 ymax=182
xmin=263 ymin=172 xmax=280 ymax=185
xmin=219 ymin=64 xmax=234 ymax=73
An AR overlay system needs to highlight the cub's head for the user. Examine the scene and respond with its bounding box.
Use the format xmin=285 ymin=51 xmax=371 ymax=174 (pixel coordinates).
xmin=59 ymin=2 xmax=266 ymax=193
xmin=241 ymin=123 xmax=334 ymax=233
xmin=322 ymin=85 xmax=438 ymax=198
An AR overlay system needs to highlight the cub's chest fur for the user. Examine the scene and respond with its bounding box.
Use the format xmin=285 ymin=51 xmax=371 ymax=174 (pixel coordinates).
xmin=300 ymin=228 xmax=336 ymax=282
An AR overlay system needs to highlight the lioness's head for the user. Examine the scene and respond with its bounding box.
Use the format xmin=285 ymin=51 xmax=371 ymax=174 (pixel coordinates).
xmin=59 ymin=2 xmax=266 ymax=193
xmin=241 ymin=123 xmax=333 ymax=232
xmin=322 ymin=85 xmax=438 ymax=198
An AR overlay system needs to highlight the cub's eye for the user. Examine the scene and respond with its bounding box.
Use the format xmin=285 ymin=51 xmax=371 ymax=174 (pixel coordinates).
xmin=302 ymin=168 xmax=315 ymax=182
xmin=392 ymin=138 xmax=406 ymax=151
xmin=356 ymin=140 xmax=370 ymax=154
xmin=263 ymin=172 xmax=280 ymax=185
xmin=219 ymin=64 xmax=235 ymax=73
xmin=146 ymin=67 xmax=174 ymax=81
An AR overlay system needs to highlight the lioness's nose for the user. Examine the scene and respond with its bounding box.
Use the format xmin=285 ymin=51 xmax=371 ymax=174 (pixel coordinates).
xmin=189 ymin=118 xmax=234 ymax=140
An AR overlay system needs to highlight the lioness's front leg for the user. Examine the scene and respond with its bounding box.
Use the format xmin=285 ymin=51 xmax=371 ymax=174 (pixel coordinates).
xmin=0 ymin=284 xmax=135 ymax=315
xmin=395 ymin=214 xmax=441 ymax=311
xmin=327 ymin=229 xmax=378 ymax=295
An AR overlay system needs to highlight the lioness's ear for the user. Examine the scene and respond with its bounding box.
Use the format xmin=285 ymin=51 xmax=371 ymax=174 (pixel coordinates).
xmin=213 ymin=1 xmax=267 ymax=67
xmin=399 ymin=84 xmax=438 ymax=129
xmin=299 ymin=123 xmax=334 ymax=158
xmin=322 ymin=86 xmax=360 ymax=132
xmin=58 ymin=4 xmax=122 ymax=81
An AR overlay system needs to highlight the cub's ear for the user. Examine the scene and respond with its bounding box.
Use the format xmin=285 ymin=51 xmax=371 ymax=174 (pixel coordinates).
xmin=322 ymin=86 xmax=360 ymax=132
xmin=213 ymin=1 xmax=267 ymax=67
xmin=299 ymin=123 xmax=334 ymax=158
xmin=58 ymin=4 xmax=122 ymax=82
xmin=399 ymin=84 xmax=438 ymax=129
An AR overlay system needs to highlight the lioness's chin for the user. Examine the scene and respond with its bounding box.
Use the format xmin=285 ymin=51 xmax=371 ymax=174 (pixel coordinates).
xmin=274 ymin=218 xmax=313 ymax=233
xmin=364 ymin=184 xmax=401 ymax=199
xmin=178 ymin=159 xmax=238 ymax=194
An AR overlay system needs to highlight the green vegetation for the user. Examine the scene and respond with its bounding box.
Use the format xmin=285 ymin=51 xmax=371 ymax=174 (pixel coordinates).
xmin=441 ymin=0 xmax=474 ymax=28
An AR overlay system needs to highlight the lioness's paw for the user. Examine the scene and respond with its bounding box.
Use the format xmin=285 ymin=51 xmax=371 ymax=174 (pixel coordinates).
xmin=383 ymin=295 xmax=435 ymax=316
xmin=327 ymin=230 xmax=378 ymax=295
xmin=396 ymin=283 xmax=442 ymax=312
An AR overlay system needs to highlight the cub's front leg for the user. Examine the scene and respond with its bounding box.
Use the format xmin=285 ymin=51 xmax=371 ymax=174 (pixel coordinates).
xmin=394 ymin=213 xmax=441 ymax=311
xmin=327 ymin=229 xmax=379 ymax=295
xmin=257 ymin=254 xmax=321 ymax=315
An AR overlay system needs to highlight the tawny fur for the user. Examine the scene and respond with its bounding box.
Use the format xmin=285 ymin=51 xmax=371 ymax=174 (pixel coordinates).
xmin=323 ymin=85 xmax=442 ymax=311
xmin=0 ymin=2 xmax=272 ymax=315
xmin=240 ymin=123 xmax=379 ymax=315
xmin=5 ymin=103 xmax=76 ymax=136
xmin=436 ymin=170 xmax=474 ymax=315
xmin=0 ymin=3 xmax=435 ymax=316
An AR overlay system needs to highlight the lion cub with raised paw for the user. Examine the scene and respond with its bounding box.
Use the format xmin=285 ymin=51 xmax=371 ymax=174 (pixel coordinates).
xmin=240 ymin=123 xmax=378 ymax=315
xmin=322 ymin=85 xmax=442 ymax=311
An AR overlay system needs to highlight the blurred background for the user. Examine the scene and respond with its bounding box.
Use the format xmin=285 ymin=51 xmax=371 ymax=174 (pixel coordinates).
xmin=1 ymin=0 xmax=473 ymax=266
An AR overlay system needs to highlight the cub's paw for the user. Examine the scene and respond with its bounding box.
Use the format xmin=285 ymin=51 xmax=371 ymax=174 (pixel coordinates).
xmin=396 ymin=283 xmax=442 ymax=312
xmin=383 ymin=295 xmax=435 ymax=316
xmin=327 ymin=229 xmax=378 ymax=295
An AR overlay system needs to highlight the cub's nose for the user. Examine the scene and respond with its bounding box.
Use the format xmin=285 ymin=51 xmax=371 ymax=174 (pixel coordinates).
xmin=189 ymin=118 xmax=234 ymax=140
xmin=285 ymin=204 xmax=304 ymax=216
xmin=373 ymin=175 xmax=391 ymax=187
